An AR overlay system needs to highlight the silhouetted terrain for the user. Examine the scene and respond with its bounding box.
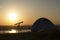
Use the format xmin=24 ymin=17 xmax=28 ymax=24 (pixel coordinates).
xmin=0 ymin=25 xmax=60 ymax=40
xmin=0 ymin=31 xmax=60 ymax=40
xmin=0 ymin=25 xmax=60 ymax=30
xmin=0 ymin=25 xmax=31 ymax=30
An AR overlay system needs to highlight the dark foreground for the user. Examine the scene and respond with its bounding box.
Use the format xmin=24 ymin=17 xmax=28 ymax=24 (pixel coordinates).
xmin=0 ymin=30 xmax=60 ymax=40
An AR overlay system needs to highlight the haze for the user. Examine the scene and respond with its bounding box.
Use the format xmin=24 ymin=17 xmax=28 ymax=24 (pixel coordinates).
xmin=0 ymin=0 xmax=60 ymax=25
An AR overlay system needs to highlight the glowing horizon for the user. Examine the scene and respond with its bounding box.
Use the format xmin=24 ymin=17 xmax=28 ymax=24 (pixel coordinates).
xmin=0 ymin=0 xmax=60 ymax=25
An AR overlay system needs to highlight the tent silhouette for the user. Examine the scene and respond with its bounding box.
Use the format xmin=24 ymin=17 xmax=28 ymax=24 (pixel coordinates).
xmin=31 ymin=18 xmax=56 ymax=32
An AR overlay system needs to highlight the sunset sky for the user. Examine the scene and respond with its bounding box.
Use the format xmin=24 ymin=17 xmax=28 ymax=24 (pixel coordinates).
xmin=0 ymin=0 xmax=60 ymax=25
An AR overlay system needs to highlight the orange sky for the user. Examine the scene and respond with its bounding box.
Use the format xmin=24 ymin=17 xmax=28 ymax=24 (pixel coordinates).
xmin=0 ymin=0 xmax=60 ymax=25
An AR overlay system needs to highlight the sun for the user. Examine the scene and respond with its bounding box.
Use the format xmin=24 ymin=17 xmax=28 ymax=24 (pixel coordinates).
xmin=8 ymin=12 xmax=17 ymax=21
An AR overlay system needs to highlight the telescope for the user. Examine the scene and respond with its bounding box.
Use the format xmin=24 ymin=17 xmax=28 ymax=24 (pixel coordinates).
xmin=15 ymin=21 xmax=23 ymax=25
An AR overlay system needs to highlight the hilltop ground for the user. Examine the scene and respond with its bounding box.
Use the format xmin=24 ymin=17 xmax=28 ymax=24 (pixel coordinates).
xmin=0 ymin=31 xmax=60 ymax=40
xmin=0 ymin=25 xmax=60 ymax=40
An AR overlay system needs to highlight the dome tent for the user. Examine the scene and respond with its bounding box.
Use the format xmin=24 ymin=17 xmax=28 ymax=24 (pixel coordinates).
xmin=31 ymin=18 xmax=56 ymax=32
